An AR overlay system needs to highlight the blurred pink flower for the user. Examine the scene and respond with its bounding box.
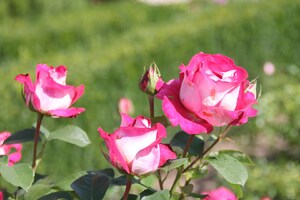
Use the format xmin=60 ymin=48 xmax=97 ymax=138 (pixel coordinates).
xmin=0 ymin=191 xmax=3 ymax=200
xmin=0 ymin=132 xmax=22 ymax=166
xmin=98 ymin=113 xmax=176 ymax=176
xmin=118 ymin=97 xmax=134 ymax=115
xmin=15 ymin=64 xmax=85 ymax=118
xmin=202 ymin=187 xmax=237 ymax=200
xmin=263 ymin=62 xmax=275 ymax=75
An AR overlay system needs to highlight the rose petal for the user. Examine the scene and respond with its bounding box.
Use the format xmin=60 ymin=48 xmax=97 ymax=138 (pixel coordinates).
xmin=158 ymin=144 xmax=177 ymax=167
xmin=98 ymin=128 xmax=130 ymax=174
xmin=131 ymin=145 xmax=160 ymax=175
xmin=48 ymin=107 xmax=85 ymax=118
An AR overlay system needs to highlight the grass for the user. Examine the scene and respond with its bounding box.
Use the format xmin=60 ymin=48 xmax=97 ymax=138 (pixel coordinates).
xmin=0 ymin=0 xmax=299 ymax=198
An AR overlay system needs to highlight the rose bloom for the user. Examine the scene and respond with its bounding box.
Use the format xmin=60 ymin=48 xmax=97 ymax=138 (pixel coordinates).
xmin=0 ymin=132 xmax=22 ymax=166
xmin=0 ymin=191 xmax=3 ymax=200
xmin=157 ymin=52 xmax=257 ymax=133
xmin=98 ymin=113 xmax=176 ymax=176
xmin=15 ymin=64 xmax=85 ymax=118
xmin=118 ymin=97 xmax=134 ymax=115
xmin=202 ymin=187 xmax=237 ymax=200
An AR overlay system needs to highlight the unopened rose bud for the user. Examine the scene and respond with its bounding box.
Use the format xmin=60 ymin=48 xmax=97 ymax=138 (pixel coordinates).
xmin=139 ymin=62 xmax=164 ymax=96
xmin=247 ymin=81 xmax=257 ymax=99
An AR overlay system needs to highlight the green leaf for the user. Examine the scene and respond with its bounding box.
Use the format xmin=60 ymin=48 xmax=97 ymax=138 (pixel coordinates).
xmin=111 ymin=175 xmax=139 ymax=186
xmin=24 ymin=182 xmax=53 ymax=200
xmin=206 ymin=154 xmax=248 ymax=187
xmin=38 ymin=192 xmax=73 ymax=200
xmin=160 ymin=158 xmax=188 ymax=173
xmin=139 ymin=189 xmax=155 ymax=198
xmin=56 ymin=171 xmax=88 ymax=191
xmin=0 ymin=163 xmax=34 ymax=191
xmin=3 ymin=128 xmax=36 ymax=144
xmin=184 ymin=165 xmax=208 ymax=180
xmin=188 ymin=193 xmax=207 ymax=199
xmin=71 ymin=172 xmax=110 ymax=200
xmin=0 ymin=156 xmax=8 ymax=164
xmin=170 ymin=131 xmax=204 ymax=156
xmin=127 ymin=194 xmax=139 ymax=200
xmin=141 ymin=190 xmax=170 ymax=200
xmin=219 ymin=150 xmax=254 ymax=166
xmin=47 ymin=125 xmax=90 ymax=147
xmin=151 ymin=115 xmax=170 ymax=127
xmin=181 ymin=184 xmax=193 ymax=194
xmin=230 ymin=183 xmax=244 ymax=199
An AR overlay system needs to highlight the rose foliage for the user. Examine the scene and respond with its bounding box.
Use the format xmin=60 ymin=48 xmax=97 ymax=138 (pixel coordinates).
xmin=0 ymin=52 xmax=258 ymax=200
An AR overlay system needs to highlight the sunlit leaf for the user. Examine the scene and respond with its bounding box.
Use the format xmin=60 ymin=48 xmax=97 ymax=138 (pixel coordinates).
xmin=47 ymin=125 xmax=90 ymax=147
xmin=56 ymin=171 xmax=88 ymax=191
xmin=219 ymin=150 xmax=254 ymax=166
xmin=160 ymin=158 xmax=188 ymax=172
xmin=230 ymin=183 xmax=244 ymax=199
xmin=24 ymin=182 xmax=53 ymax=200
xmin=141 ymin=190 xmax=170 ymax=200
xmin=0 ymin=163 xmax=34 ymax=191
xmin=38 ymin=191 xmax=73 ymax=200
xmin=206 ymin=154 xmax=248 ymax=186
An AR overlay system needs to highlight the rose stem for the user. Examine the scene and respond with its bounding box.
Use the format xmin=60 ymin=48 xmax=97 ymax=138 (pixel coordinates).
xmin=182 ymin=125 xmax=232 ymax=174
xmin=182 ymin=135 xmax=195 ymax=158
xmin=148 ymin=95 xmax=164 ymax=190
xmin=32 ymin=113 xmax=44 ymax=170
xmin=122 ymin=175 xmax=133 ymax=200
xmin=148 ymin=95 xmax=155 ymax=119
xmin=169 ymin=134 xmax=195 ymax=196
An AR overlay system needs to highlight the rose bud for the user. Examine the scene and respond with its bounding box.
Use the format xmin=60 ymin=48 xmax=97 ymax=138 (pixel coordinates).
xmin=139 ymin=62 xmax=164 ymax=96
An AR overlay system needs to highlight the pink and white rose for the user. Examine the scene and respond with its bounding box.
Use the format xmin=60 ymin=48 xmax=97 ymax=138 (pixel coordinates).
xmin=202 ymin=187 xmax=237 ymax=200
xmin=0 ymin=132 xmax=22 ymax=166
xmin=157 ymin=52 xmax=257 ymax=132
xmin=15 ymin=64 xmax=85 ymax=118
xmin=98 ymin=114 xmax=176 ymax=176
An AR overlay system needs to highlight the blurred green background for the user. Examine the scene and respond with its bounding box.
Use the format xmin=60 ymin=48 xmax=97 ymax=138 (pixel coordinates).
xmin=0 ymin=0 xmax=299 ymax=199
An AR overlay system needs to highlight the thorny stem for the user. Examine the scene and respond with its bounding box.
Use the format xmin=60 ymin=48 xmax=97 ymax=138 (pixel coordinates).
xmin=122 ymin=175 xmax=133 ymax=200
xmin=170 ymin=135 xmax=195 ymax=195
xmin=182 ymin=135 xmax=195 ymax=158
xmin=182 ymin=125 xmax=232 ymax=174
xmin=32 ymin=113 xmax=44 ymax=170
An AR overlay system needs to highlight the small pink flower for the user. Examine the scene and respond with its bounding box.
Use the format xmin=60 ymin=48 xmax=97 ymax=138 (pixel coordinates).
xmin=157 ymin=52 xmax=257 ymax=133
xmin=202 ymin=187 xmax=237 ymax=200
xmin=263 ymin=62 xmax=275 ymax=76
xmin=0 ymin=191 xmax=3 ymax=200
xmin=98 ymin=114 xmax=176 ymax=176
xmin=15 ymin=64 xmax=85 ymax=118
xmin=118 ymin=97 xmax=134 ymax=115
xmin=0 ymin=132 xmax=22 ymax=166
